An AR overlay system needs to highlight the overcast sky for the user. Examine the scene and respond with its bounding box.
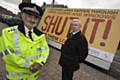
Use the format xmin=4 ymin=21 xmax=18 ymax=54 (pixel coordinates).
xmin=32 ymin=0 xmax=120 ymax=9
xmin=0 ymin=0 xmax=120 ymax=14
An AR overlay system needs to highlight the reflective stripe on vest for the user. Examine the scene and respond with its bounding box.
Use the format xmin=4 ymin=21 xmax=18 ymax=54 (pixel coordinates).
xmin=24 ymin=45 xmax=49 ymax=68
xmin=6 ymin=71 xmax=31 ymax=78
xmin=14 ymin=29 xmax=21 ymax=56
xmin=24 ymin=54 xmax=41 ymax=68
xmin=13 ymin=28 xmax=48 ymax=68
xmin=0 ymin=49 xmax=14 ymax=57
xmin=21 ymin=79 xmax=28 ymax=80
xmin=37 ymin=45 xmax=49 ymax=51
xmin=37 ymin=45 xmax=49 ymax=60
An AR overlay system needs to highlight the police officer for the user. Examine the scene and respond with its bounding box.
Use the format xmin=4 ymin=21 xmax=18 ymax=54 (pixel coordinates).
xmin=0 ymin=3 xmax=49 ymax=80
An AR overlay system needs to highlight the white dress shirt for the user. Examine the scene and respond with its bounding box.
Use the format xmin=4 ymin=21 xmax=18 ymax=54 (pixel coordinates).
xmin=24 ymin=26 xmax=33 ymax=39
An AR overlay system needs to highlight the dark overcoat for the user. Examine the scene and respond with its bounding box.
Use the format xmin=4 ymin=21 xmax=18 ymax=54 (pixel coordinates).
xmin=59 ymin=31 xmax=88 ymax=70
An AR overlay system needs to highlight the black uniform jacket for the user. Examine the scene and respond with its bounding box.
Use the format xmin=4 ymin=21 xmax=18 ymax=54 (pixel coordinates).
xmin=59 ymin=31 xmax=88 ymax=70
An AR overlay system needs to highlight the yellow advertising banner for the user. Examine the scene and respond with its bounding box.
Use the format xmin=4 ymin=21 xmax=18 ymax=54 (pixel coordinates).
xmin=38 ymin=8 xmax=120 ymax=56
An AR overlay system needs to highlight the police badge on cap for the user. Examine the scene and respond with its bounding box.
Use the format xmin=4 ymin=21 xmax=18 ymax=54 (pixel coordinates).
xmin=19 ymin=3 xmax=43 ymax=17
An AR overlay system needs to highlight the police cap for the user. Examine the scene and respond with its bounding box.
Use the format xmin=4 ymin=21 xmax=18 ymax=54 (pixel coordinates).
xmin=19 ymin=3 xmax=43 ymax=17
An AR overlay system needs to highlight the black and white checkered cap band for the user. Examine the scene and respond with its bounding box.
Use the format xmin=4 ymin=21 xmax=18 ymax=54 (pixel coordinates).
xmin=22 ymin=7 xmax=39 ymax=14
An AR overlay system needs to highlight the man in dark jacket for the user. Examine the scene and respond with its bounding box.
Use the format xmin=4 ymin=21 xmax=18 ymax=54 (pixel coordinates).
xmin=59 ymin=18 xmax=88 ymax=80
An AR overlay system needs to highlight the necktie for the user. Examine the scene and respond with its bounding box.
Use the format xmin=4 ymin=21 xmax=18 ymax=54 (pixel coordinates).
xmin=28 ymin=31 xmax=33 ymax=41
xmin=69 ymin=33 xmax=73 ymax=38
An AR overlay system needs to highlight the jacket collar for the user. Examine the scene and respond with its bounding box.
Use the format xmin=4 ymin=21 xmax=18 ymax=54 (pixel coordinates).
xmin=74 ymin=31 xmax=81 ymax=35
xmin=73 ymin=31 xmax=81 ymax=37
xmin=17 ymin=21 xmax=43 ymax=36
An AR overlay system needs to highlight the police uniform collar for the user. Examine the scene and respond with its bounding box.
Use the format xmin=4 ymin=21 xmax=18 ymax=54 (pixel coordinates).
xmin=33 ymin=27 xmax=43 ymax=36
xmin=24 ymin=26 xmax=33 ymax=35
xmin=18 ymin=21 xmax=25 ymax=35
xmin=17 ymin=22 xmax=43 ymax=36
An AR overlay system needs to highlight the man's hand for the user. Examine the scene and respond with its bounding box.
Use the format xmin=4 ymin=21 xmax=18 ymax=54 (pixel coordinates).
xmin=30 ymin=62 xmax=42 ymax=73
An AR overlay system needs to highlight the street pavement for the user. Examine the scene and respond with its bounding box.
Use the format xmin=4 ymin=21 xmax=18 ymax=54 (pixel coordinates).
xmin=38 ymin=47 xmax=117 ymax=80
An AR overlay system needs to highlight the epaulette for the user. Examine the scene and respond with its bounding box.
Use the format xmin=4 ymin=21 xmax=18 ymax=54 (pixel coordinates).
xmin=7 ymin=26 xmax=17 ymax=32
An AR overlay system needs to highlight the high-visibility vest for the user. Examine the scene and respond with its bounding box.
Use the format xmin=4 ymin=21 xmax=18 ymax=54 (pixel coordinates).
xmin=0 ymin=25 xmax=49 ymax=80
